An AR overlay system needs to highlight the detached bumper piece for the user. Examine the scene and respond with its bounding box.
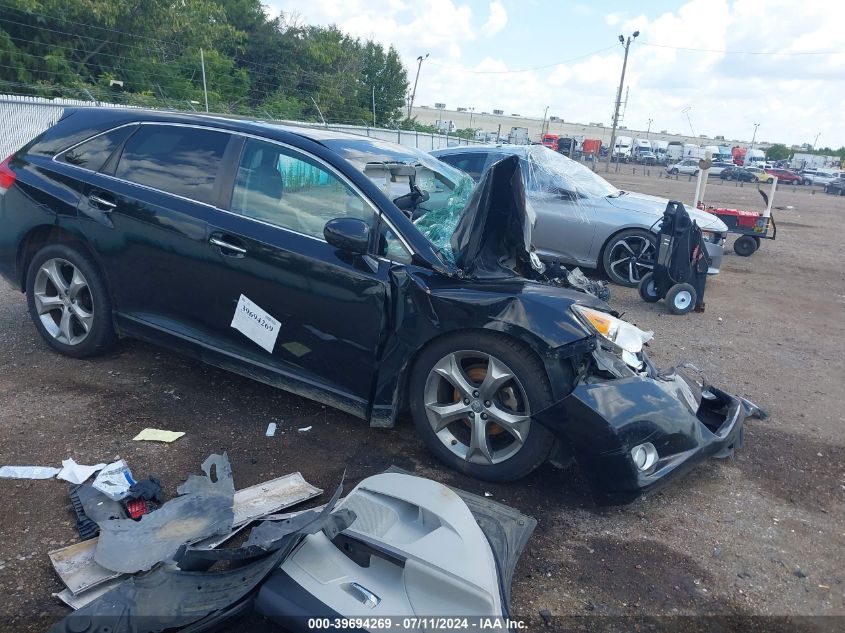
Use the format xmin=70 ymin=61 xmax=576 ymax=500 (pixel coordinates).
xmin=538 ymin=356 xmax=767 ymax=503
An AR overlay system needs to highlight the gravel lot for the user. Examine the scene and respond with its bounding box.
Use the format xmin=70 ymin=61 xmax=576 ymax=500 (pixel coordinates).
xmin=0 ymin=167 xmax=842 ymax=632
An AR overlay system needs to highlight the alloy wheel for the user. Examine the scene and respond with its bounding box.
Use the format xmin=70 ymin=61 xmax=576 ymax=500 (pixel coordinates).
xmin=607 ymin=235 xmax=655 ymax=284
xmin=423 ymin=351 xmax=531 ymax=465
xmin=32 ymin=258 xmax=94 ymax=345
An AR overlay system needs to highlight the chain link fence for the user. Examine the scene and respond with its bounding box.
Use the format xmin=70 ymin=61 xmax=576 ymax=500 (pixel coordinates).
xmin=0 ymin=95 xmax=478 ymax=159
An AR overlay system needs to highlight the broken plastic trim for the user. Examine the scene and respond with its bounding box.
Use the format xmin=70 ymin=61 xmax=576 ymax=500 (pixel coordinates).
xmin=49 ymin=480 xmax=350 ymax=633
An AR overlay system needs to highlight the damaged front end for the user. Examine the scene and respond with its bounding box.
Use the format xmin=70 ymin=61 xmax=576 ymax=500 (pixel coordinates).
xmin=539 ymin=327 xmax=767 ymax=503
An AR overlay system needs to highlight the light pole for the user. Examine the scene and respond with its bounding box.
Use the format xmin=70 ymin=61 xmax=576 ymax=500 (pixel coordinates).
xmin=606 ymin=31 xmax=639 ymax=171
xmin=682 ymin=106 xmax=695 ymax=142
xmin=746 ymin=122 xmax=759 ymax=166
xmin=469 ymin=107 xmax=475 ymax=130
xmin=407 ymin=53 xmax=429 ymax=119
xmin=646 ymin=117 xmax=653 ymax=139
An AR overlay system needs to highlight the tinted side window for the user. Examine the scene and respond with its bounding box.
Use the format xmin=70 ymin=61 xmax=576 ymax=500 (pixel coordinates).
xmin=58 ymin=125 xmax=136 ymax=171
xmin=115 ymin=125 xmax=228 ymax=205
xmin=231 ymin=138 xmax=373 ymax=240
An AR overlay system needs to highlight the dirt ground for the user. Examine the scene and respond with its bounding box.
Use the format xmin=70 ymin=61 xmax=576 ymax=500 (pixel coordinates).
xmin=0 ymin=167 xmax=843 ymax=632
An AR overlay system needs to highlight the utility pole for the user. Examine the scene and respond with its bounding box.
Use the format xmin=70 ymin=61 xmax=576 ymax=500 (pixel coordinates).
xmin=541 ymin=105 xmax=549 ymax=138
xmin=606 ymin=31 xmax=639 ymax=171
xmin=469 ymin=107 xmax=475 ymax=131
xmin=407 ymin=53 xmax=429 ymax=119
xmin=372 ymin=86 xmax=376 ymax=127
xmin=745 ymin=122 xmax=759 ymax=166
xmin=646 ymin=117 xmax=653 ymax=139
xmin=200 ymin=48 xmax=209 ymax=113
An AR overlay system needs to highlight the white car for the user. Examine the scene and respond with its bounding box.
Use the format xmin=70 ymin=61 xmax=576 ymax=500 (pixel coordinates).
xmin=706 ymin=161 xmax=735 ymax=177
xmin=665 ymin=158 xmax=701 ymax=176
xmin=802 ymin=169 xmax=838 ymax=186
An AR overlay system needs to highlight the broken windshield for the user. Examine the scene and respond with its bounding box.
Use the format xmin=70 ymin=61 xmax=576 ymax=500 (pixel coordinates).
xmin=325 ymin=136 xmax=475 ymax=263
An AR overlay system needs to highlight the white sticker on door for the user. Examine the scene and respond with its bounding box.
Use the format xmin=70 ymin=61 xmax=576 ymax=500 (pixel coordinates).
xmin=230 ymin=294 xmax=280 ymax=354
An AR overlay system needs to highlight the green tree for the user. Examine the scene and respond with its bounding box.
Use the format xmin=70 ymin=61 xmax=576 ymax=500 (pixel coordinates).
xmin=765 ymin=144 xmax=790 ymax=161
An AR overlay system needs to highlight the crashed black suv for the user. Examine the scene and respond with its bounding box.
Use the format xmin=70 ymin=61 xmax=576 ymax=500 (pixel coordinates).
xmin=0 ymin=109 xmax=763 ymax=501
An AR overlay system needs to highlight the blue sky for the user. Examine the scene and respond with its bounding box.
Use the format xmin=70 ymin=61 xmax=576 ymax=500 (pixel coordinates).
xmin=268 ymin=1 xmax=845 ymax=148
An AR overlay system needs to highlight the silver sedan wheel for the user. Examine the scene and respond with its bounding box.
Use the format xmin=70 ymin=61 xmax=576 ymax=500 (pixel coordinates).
xmin=423 ymin=351 xmax=531 ymax=465
xmin=32 ymin=258 xmax=94 ymax=346
xmin=607 ymin=234 xmax=655 ymax=284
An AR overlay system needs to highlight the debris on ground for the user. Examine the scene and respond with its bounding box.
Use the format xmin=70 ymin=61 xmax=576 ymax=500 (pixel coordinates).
xmin=297 ymin=426 xmax=312 ymax=432
xmin=265 ymin=422 xmax=277 ymax=437
xmin=57 ymin=458 xmax=107 ymax=485
xmin=132 ymin=428 xmax=185 ymax=443
xmin=92 ymin=459 xmax=136 ymax=501
xmin=0 ymin=464 xmax=61 ymax=479
xmin=44 ymin=462 xmax=533 ymax=633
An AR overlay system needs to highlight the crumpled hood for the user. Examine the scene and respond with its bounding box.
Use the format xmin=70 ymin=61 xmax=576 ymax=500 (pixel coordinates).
xmin=606 ymin=191 xmax=728 ymax=232
xmin=451 ymin=155 xmax=536 ymax=278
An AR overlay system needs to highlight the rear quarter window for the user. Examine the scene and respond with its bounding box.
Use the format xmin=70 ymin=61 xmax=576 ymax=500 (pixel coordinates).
xmin=57 ymin=125 xmax=137 ymax=172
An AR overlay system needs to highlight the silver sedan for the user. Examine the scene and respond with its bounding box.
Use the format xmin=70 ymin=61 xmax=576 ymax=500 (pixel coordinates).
xmin=431 ymin=145 xmax=728 ymax=286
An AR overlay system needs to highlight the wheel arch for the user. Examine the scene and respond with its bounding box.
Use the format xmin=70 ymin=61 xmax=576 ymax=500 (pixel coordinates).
xmin=393 ymin=325 xmax=576 ymax=420
xmin=16 ymin=225 xmax=103 ymax=292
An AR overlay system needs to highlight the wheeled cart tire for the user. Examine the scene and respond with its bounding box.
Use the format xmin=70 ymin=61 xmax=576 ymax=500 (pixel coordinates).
xmin=733 ymin=235 xmax=757 ymax=257
xmin=637 ymin=272 xmax=660 ymax=303
xmin=666 ymin=283 xmax=697 ymax=315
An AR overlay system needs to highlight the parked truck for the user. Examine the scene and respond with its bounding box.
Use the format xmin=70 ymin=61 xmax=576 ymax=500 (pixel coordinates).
xmin=666 ymin=141 xmax=684 ymax=162
xmin=652 ymin=140 xmax=669 ymax=164
xmin=508 ymin=126 xmax=530 ymax=145
xmin=613 ymin=135 xmax=633 ymax=162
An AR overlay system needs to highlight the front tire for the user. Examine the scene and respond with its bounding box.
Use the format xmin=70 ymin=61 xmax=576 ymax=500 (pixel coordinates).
xmin=25 ymin=244 xmax=116 ymax=358
xmin=602 ymin=228 xmax=657 ymax=287
xmin=409 ymin=332 xmax=559 ymax=482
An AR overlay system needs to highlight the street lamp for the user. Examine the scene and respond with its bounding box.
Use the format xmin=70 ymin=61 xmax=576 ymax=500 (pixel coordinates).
xmin=606 ymin=30 xmax=639 ymax=171
xmin=746 ymin=122 xmax=760 ymax=166
xmin=469 ymin=107 xmax=475 ymax=130
xmin=646 ymin=117 xmax=653 ymax=139
xmin=407 ymin=53 xmax=429 ymax=119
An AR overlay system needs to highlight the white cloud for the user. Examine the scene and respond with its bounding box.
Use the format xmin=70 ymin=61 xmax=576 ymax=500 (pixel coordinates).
xmin=481 ymin=2 xmax=508 ymax=37
xmin=604 ymin=13 xmax=623 ymax=26
xmin=264 ymin=0 xmax=845 ymax=146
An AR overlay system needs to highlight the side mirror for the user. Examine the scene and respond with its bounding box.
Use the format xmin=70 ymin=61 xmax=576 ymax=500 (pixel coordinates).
xmin=324 ymin=218 xmax=370 ymax=254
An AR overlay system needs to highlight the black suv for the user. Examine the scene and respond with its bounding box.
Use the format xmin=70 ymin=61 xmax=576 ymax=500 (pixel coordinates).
xmin=824 ymin=174 xmax=845 ymax=195
xmin=0 ymin=108 xmax=763 ymax=499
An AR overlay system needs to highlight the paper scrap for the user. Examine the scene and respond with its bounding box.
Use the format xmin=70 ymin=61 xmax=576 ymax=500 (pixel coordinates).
xmin=298 ymin=426 xmax=312 ymax=433
xmin=0 ymin=465 xmax=60 ymax=479
xmin=230 ymin=294 xmax=280 ymax=353
xmin=266 ymin=422 xmax=277 ymax=437
xmin=132 ymin=428 xmax=185 ymax=443
xmin=57 ymin=459 xmax=107 ymax=485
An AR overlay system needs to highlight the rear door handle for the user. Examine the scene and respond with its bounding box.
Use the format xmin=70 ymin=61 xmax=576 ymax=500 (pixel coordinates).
xmin=209 ymin=235 xmax=247 ymax=256
xmin=89 ymin=193 xmax=116 ymax=210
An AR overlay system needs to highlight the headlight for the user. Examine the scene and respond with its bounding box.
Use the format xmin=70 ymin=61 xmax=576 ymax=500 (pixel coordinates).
xmin=701 ymin=230 xmax=724 ymax=244
xmin=571 ymin=305 xmax=653 ymax=369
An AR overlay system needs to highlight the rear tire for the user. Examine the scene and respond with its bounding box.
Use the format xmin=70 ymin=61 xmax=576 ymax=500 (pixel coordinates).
xmin=666 ymin=283 xmax=697 ymax=315
xmin=409 ymin=332 xmax=560 ymax=482
xmin=638 ymin=272 xmax=660 ymax=303
xmin=25 ymin=243 xmax=116 ymax=358
xmin=733 ymin=235 xmax=757 ymax=257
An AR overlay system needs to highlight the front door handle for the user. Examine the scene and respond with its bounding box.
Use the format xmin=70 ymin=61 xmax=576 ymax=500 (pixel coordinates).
xmin=89 ymin=193 xmax=116 ymax=210
xmin=209 ymin=236 xmax=247 ymax=255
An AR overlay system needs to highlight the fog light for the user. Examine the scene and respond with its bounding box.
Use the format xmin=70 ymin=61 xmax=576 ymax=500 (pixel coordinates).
xmin=631 ymin=442 xmax=658 ymax=471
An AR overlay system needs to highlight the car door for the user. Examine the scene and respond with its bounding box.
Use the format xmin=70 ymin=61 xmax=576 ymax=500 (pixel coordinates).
xmin=195 ymin=136 xmax=392 ymax=411
xmin=74 ymin=123 xmax=233 ymax=339
xmin=524 ymin=157 xmax=597 ymax=265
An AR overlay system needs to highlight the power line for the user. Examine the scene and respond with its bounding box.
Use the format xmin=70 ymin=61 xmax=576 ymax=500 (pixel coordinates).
xmin=641 ymin=42 xmax=841 ymax=56
xmin=428 ymin=45 xmax=618 ymax=74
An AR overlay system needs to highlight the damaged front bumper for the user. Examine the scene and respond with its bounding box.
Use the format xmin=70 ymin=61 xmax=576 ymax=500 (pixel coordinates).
xmin=539 ymin=349 xmax=766 ymax=503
